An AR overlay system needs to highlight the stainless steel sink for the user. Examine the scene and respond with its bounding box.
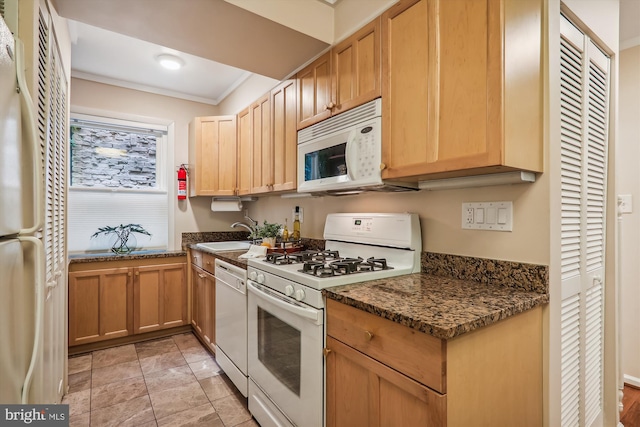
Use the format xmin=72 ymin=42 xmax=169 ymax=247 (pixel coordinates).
xmin=195 ymin=241 xmax=252 ymax=252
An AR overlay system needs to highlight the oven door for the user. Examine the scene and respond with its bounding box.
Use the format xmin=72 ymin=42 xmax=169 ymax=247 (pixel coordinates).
xmin=247 ymin=280 xmax=323 ymax=427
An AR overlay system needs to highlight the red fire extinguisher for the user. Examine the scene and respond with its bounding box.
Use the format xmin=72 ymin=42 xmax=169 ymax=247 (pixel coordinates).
xmin=177 ymin=165 xmax=187 ymax=200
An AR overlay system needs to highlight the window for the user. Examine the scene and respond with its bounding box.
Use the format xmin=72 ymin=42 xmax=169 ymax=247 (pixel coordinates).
xmin=67 ymin=114 xmax=170 ymax=253
xmin=70 ymin=116 xmax=166 ymax=189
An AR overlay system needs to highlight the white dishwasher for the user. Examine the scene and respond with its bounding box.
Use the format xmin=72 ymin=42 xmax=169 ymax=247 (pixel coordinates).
xmin=214 ymin=258 xmax=248 ymax=397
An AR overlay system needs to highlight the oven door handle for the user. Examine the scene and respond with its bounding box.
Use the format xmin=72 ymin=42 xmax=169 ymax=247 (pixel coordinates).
xmin=248 ymin=281 xmax=322 ymax=325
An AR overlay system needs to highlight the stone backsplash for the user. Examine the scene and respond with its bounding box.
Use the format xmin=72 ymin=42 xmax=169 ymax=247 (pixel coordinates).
xmin=421 ymin=252 xmax=548 ymax=294
xmin=181 ymin=231 xmax=250 ymax=250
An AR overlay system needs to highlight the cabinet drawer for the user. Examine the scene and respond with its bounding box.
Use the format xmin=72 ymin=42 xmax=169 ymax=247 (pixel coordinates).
xmin=326 ymin=298 xmax=446 ymax=393
xmin=191 ymin=250 xmax=215 ymax=274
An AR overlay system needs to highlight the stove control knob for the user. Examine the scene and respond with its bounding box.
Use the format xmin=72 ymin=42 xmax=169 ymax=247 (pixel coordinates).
xmin=284 ymin=285 xmax=295 ymax=297
xmin=294 ymin=289 xmax=306 ymax=302
xmin=249 ymin=271 xmax=257 ymax=281
xmin=257 ymin=273 xmax=265 ymax=284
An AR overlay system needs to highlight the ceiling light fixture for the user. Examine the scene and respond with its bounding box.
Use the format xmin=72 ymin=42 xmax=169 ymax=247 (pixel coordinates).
xmin=156 ymin=54 xmax=184 ymax=70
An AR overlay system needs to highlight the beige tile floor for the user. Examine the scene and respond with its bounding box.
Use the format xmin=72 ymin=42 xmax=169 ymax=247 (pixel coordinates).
xmin=63 ymin=332 xmax=259 ymax=427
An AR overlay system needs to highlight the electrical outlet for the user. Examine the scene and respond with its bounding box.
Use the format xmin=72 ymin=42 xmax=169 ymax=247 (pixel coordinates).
xmin=465 ymin=208 xmax=474 ymax=224
xmin=462 ymin=202 xmax=513 ymax=231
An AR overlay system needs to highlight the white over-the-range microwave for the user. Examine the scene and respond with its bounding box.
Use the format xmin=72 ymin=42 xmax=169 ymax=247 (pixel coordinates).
xmin=296 ymin=98 xmax=417 ymax=195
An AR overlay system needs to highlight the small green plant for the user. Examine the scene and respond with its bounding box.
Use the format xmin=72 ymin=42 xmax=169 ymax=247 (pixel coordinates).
xmin=91 ymin=223 xmax=151 ymax=254
xmin=250 ymin=221 xmax=282 ymax=239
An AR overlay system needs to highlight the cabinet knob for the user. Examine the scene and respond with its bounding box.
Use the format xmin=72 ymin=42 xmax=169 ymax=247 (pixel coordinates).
xmin=323 ymin=104 xmax=329 ymax=111
xmin=379 ymin=163 xmax=386 ymax=170
xmin=135 ymin=271 xmax=139 ymax=276
xmin=198 ymin=273 xmax=206 ymax=279
xmin=364 ymin=330 xmax=373 ymax=341
xmin=327 ymin=101 xmax=336 ymax=109
xmin=323 ymin=348 xmax=332 ymax=357
xmin=128 ymin=272 xmax=132 ymax=277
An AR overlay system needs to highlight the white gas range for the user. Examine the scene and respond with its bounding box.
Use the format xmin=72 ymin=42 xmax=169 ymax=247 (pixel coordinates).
xmin=246 ymin=213 xmax=421 ymax=427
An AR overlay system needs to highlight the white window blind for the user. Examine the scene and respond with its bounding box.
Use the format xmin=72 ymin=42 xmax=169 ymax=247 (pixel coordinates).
xmin=559 ymin=14 xmax=610 ymax=427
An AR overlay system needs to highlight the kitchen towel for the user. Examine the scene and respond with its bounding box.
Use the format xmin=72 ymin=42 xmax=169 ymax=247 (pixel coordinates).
xmin=210 ymin=197 xmax=242 ymax=212
xmin=238 ymin=245 xmax=268 ymax=259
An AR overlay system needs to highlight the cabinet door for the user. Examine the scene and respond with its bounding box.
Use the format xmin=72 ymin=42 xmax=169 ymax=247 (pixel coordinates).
xmin=296 ymin=51 xmax=332 ymax=130
xmin=69 ymin=268 xmax=132 ymax=346
xmin=332 ymin=17 xmax=381 ymax=115
xmin=251 ymin=94 xmax=272 ymax=194
xmin=381 ymin=0 xmax=431 ymax=180
xmin=325 ymin=336 xmax=446 ymax=427
xmin=426 ymin=0 xmax=503 ymax=173
xmin=134 ymin=263 xmax=187 ymax=334
xmin=237 ymin=106 xmax=253 ymax=195
xmin=271 ymin=79 xmax=297 ymax=192
xmin=191 ymin=115 xmax=237 ymax=196
xmin=191 ymin=265 xmax=204 ymax=335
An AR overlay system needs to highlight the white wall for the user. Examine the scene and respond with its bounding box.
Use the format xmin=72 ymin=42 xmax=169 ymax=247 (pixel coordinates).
xmin=70 ymin=78 xmax=247 ymax=250
xmin=619 ymin=45 xmax=640 ymax=385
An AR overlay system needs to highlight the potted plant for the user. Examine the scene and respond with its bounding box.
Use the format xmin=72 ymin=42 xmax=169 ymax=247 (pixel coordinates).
xmin=91 ymin=223 xmax=152 ymax=254
xmin=250 ymin=221 xmax=282 ymax=248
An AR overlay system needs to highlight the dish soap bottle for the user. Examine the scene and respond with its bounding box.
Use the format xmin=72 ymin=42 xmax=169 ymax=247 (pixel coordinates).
xmin=292 ymin=206 xmax=301 ymax=241
xmin=282 ymin=219 xmax=289 ymax=242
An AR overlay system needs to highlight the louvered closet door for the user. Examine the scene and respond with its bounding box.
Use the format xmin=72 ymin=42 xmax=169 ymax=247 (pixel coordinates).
xmin=560 ymin=15 xmax=610 ymax=427
xmin=37 ymin=7 xmax=68 ymax=403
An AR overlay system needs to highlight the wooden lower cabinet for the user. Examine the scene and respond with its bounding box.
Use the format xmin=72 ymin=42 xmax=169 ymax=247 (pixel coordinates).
xmin=326 ymin=336 xmax=446 ymax=427
xmin=68 ymin=256 xmax=187 ymax=347
xmin=134 ymin=263 xmax=187 ymax=334
xmin=325 ymin=299 xmax=543 ymax=427
xmin=68 ymin=267 xmax=133 ymax=346
xmin=191 ymin=263 xmax=215 ymax=352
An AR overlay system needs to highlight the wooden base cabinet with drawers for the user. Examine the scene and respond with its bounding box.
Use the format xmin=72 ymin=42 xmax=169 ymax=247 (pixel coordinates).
xmin=68 ymin=257 xmax=187 ymax=348
xmin=189 ymin=249 xmax=216 ymax=352
xmin=325 ymin=299 xmax=543 ymax=427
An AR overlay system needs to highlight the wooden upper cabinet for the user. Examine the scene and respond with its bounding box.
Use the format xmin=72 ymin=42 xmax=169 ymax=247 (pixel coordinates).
xmin=189 ymin=115 xmax=237 ymax=196
xmin=332 ymin=17 xmax=381 ymax=116
xmin=297 ymin=18 xmax=381 ymax=130
xmin=237 ymin=107 xmax=252 ymax=196
xmin=271 ymin=79 xmax=297 ymax=192
xmin=381 ymin=0 xmax=543 ymax=181
xmin=297 ymin=52 xmax=332 ymax=130
xmin=251 ymin=94 xmax=273 ymax=194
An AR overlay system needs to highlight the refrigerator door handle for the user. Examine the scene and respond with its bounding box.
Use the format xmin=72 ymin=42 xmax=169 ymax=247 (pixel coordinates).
xmin=18 ymin=236 xmax=44 ymax=404
xmin=15 ymin=38 xmax=43 ymax=235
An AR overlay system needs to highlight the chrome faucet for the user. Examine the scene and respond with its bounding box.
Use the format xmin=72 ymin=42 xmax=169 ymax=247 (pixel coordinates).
xmin=231 ymin=222 xmax=254 ymax=235
xmin=231 ymin=222 xmax=256 ymax=243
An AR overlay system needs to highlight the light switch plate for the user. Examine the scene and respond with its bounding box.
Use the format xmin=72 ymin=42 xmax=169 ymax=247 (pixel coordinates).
xmin=619 ymin=194 xmax=633 ymax=214
xmin=462 ymin=201 xmax=513 ymax=231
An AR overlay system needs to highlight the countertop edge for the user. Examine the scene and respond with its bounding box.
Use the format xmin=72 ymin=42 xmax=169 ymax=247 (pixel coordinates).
xmin=324 ymin=280 xmax=549 ymax=340
xmin=68 ymin=250 xmax=187 ymax=264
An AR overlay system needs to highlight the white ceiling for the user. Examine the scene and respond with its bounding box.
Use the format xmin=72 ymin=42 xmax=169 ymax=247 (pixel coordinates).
xmin=51 ymin=0 xmax=331 ymax=106
xmin=54 ymin=0 xmax=640 ymax=107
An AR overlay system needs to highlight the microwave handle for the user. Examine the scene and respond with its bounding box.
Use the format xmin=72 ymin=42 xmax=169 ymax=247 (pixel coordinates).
xmin=344 ymin=129 xmax=357 ymax=180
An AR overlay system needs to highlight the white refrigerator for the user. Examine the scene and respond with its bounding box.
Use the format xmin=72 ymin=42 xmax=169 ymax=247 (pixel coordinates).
xmin=0 ymin=15 xmax=58 ymax=404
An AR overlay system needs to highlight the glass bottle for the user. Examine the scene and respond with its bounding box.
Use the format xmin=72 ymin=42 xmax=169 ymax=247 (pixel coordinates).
xmin=292 ymin=206 xmax=301 ymax=241
xmin=282 ymin=219 xmax=289 ymax=242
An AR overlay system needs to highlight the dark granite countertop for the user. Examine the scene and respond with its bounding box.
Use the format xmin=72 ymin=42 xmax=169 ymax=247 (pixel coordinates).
xmin=68 ymin=250 xmax=186 ymax=264
xmin=323 ymin=273 xmax=549 ymax=340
